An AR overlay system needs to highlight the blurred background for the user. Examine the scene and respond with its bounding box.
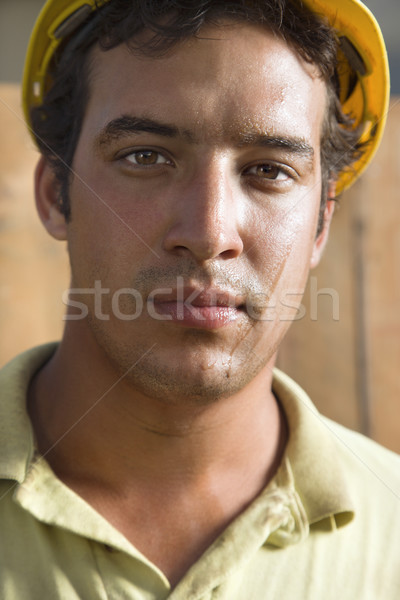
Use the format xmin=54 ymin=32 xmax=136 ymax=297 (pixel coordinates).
xmin=0 ymin=0 xmax=399 ymax=452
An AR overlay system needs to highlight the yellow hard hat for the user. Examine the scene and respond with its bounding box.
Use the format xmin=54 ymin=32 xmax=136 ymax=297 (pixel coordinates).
xmin=302 ymin=0 xmax=390 ymax=192
xmin=22 ymin=0 xmax=390 ymax=194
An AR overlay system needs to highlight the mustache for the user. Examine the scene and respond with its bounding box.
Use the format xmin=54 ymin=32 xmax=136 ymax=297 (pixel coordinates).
xmin=133 ymin=264 xmax=259 ymax=294
xmin=131 ymin=264 xmax=271 ymax=316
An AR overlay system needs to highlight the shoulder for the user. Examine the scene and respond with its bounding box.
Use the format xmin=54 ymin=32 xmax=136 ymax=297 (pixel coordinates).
xmin=324 ymin=417 xmax=400 ymax=508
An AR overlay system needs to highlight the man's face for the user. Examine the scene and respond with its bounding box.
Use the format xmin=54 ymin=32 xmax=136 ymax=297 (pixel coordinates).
xmin=60 ymin=22 xmax=328 ymax=403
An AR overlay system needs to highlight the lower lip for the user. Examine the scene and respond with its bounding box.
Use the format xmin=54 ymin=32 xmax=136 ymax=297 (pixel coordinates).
xmin=151 ymin=302 xmax=242 ymax=329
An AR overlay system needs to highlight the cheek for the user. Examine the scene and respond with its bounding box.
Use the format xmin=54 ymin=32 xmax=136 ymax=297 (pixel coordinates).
xmin=66 ymin=180 xmax=128 ymax=289
xmin=247 ymin=198 xmax=319 ymax=299
xmin=72 ymin=153 xmax=173 ymax=244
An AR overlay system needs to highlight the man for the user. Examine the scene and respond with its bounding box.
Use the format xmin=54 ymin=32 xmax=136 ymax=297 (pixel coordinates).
xmin=0 ymin=0 xmax=399 ymax=598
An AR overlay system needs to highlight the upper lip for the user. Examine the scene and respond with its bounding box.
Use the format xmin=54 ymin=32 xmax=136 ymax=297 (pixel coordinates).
xmin=148 ymin=286 xmax=246 ymax=309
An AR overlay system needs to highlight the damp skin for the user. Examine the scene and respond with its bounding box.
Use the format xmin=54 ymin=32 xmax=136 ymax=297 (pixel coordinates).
xmin=59 ymin=22 xmax=328 ymax=404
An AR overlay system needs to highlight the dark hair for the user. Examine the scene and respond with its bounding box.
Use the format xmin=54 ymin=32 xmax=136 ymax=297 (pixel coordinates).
xmin=31 ymin=0 xmax=364 ymax=234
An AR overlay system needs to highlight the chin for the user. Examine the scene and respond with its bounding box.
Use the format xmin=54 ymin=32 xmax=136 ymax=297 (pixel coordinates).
xmin=88 ymin=319 xmax=271 ymax=406
xmin=104 ymin=343 xmax=259 ymax=406
xmin=126 ymin=358 xmax=254 ymax=406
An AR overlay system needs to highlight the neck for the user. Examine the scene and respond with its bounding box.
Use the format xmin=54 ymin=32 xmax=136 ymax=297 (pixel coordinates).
xmin=28 ymin=327 xmax=287 ymax=500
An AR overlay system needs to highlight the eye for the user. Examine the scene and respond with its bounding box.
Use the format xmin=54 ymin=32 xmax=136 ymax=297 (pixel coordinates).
xmin=245 ymin=163 xmax=290 ymax=181
xmin=124 ymin=150 xmax=171 ymax=166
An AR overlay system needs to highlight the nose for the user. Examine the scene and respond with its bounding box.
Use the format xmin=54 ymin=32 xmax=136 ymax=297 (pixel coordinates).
xmin=162 ymin=160 xmax=244 ymax=262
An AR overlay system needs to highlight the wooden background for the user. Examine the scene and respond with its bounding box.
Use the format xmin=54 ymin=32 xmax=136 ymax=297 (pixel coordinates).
xmin=1 ymin=83 xmax=399 ymax=453
xmin=278 ymin=96 xmax=400 ymax=453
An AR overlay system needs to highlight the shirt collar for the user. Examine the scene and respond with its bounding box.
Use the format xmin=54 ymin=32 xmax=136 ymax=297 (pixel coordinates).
xmin=272 ymin=368 xmax=354 ymax=527
xmin=0 ymin=345 xmax=354 ymax=529
xmin=0 ymin=343 xmax=57 ymax=482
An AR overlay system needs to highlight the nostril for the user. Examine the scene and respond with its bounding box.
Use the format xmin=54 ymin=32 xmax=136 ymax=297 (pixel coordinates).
xmin=219 ymin=247 xmax=241 ymax=260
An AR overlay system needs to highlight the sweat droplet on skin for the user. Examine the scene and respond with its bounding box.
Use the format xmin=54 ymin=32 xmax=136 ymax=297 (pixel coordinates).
xmin=200 ymin=359 xmax=217 ymax=371
xmin=199 ymin=356 xmax=232 ymax=375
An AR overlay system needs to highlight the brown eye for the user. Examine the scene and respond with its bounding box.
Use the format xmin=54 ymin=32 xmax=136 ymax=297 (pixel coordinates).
xmin=123 ymin=149 xmax=171 ymax=167
xmin=255 ymin=164 xmax=281 ymax=179
xmin=131 ymin=151 xmax=160 ymax=165
xmin=245 ymin=163 xmax=290 ymax=181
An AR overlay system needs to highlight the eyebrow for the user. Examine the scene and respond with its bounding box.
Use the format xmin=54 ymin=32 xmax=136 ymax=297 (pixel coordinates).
xmin=95 ymin=116 xmax=192 ymax=147
xmin=95 ymin=115 xmax=314 ymax=159
xmin=235 ymin=132 xmax=314 ymax=158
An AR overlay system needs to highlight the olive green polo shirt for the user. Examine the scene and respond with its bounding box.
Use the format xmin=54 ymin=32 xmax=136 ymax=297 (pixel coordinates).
xmin=0 ymin=344 xmax=399 ymax=599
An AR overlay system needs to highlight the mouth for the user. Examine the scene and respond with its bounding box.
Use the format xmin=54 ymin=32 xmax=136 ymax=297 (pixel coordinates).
xmin=147 ymin=286 xmax=247 ymax=330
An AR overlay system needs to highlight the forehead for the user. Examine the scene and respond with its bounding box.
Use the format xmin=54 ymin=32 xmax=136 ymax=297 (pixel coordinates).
xmin=83 ymin=22 xmax=327 ymax=146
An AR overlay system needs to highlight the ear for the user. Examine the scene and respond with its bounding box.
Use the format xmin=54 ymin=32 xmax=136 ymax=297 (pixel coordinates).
xmin=34 ymin=156 xmax=67 ymax=241
xmin=310 ymin=184 xmax=336 ymax=269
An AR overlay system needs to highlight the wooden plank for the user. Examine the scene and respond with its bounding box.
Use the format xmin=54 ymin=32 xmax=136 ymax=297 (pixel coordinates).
xmin=278 ymin=98 xmax=400 ymax=453
xmin=357 ymin=98 xmax=400 ymax=452
xmin=0 ymin=84 xmax=69 ymax=366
